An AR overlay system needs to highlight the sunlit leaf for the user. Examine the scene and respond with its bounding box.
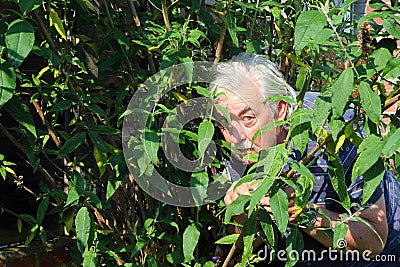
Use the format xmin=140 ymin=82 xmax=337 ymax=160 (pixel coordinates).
xmin=270 ymin=187 xmax=289 ymax=236
xmin=0 ymin=59 xmax=16 ymax=108
xmin=183 ymin=224 xmax=200 ymax=262
xmin=215 ymin=234 xmax=240 ymax=245
xmin=328 ymin=156 xmax=351 ymax=208
xmin=359 ymin=82 xmax=381 ymax=124
xmin=332 ymin=68 xmax=354 ymax=118
xmin=225 ymin=11 xmax=239 ymax=47
xmin=5 ymin=19 xmax=35 ymax=67
xmin=50 ymin=8 xmax=66 ymax=40
xmin=76 ymin=207 xmax=91 ymax=253
xmin=383 ymin=128 xmax=400 ymax=157
xmin=294 ymin=10 xmax=326 ymax=55
xmin=198 ymin=120 xmax=214 ymax=156
xmin=333 ymin=222 xmax=348 ymax=249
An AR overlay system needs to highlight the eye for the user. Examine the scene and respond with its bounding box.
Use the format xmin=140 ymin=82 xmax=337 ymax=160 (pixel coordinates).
xmin=241 ymin=115 xmax=256 ymax=126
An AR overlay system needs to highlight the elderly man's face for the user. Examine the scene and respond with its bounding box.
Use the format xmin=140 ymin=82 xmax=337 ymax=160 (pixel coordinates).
xmin=215 ymin=79 xmax=287 ymax=163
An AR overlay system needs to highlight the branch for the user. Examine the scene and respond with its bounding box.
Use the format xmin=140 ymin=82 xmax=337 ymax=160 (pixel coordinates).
xmin=214 ymin=24 xmax=226 ymax=63
xmin=222 ymin=236 xmax=239 ymax=267
xmin=32 ymin=99 xmax=61 ymax=149
xmin=0 ymin=123 xmax=56 ymax=187
xmin=127 ymin=0 xmax=140 ymax=27
xmin=161 ymin=0 xmax=171 ymax=31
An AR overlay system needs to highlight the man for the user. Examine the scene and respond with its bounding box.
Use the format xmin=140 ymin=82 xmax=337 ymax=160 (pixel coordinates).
xmin=212 ymin=52 xmax=400 ymax=266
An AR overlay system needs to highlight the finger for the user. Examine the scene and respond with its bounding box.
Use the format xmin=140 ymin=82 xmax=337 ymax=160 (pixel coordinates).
xmin=259 ymin=196 xmax=270 ymax=206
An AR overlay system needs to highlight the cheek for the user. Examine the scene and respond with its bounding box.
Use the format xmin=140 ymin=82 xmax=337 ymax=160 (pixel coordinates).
xmin=221 ymin=129 xmax=231 ymax=143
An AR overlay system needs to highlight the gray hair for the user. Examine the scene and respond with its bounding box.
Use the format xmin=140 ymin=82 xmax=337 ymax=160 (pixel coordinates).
xmin=211 ymin=52 xmax=297 ymax=118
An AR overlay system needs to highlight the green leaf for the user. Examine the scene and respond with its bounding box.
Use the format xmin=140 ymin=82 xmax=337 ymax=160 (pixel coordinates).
xmin=50 ymin=99 xmax=74 ymax=112
xmin=75 ymin=207 xmax=91 ymax=253
xmin=328 ymin=156 xmax=351 ymax=208
xmin=5 ymin=19 xmax=35 ymax=67
xmin=248 ymin=177 xmax=275 ymax=216
xmin=19 ymin=0 xmax=42 ymax=15
xmin=332 ymin=68 xmax=354 ymax=118
xmin=296 ymin=66 xmax=308 ymax=91
xmin=291 ymin=163 xmax=315 ymax=208
xmin=238 ymin=212 xmax=257 ymax=267
xmin=214 ymin=103 xmax=231 ymax=124
xmin=359 ymin=82 xmax=381 ymax=124
xmin=333 ymin=222 xmax=348 ymax=249
xmin=87 ymin=104 xmax=107 ymax=118
xmin=259 ymin=208 xmax=275 ymax=248
xmin=84 ymin=191 xmax=102 ymax=210
xmin=17 ymin=218 xmax=22 ymax=233
xmin=143 ymin=129 xmax=159 ymax=164
xmin=311 ymin=92 xmax=331 ymax=133
xmin=382 ymin=128 xmax=400 ymax=157
xmin=59 ymin=132 xmax=87 ymax=157
xmin=370 ymin=48 xmax=392 ymax=72
xmin=362 ymin=158 xmax=385 ymax=206
xmin=270 ymin=187 xmax=289 ymax=236
xmin=83 ymin=248 xmax=98 ymax=267
xmin=224 ymin=195 xmax=251 ymax=223
xmin=215 ymin=234 xmax=240 ymax=245
xmin=198 ymin=120 xmax=214 ymax=156
xmin=190 ymin=170 xmax=209 ymax=206
xmin=252 ymin=120 xmax=287 ymax=144
xmin=183 ymin=224 xmax=200 ymax=262
xmin=106 ymin=168 xmax=124 ymax=200
xmin=49 ymin=8 xmax=66 ymax=40
xmin=352 ymin=135 xmax=385 ymax=179
xmin=89 ymin=125 xmax=121 ymax=135
xmin=88 ymin=130 xmax=106 ymax=153
xmin=290 ymin=110 xmax=311 ymax=154
xmin=294 ymin=10 xmax=327 ymax=55
xmin=4 ymin=95 xmax=37 ymax=137
xmin=225 ymin=11 xmax=239 ymax=47
xmin=383 ymin=58 xmax=400 ymax=80
xmin=285 ymin=227 xmax=304 ymax=267
xmin=36 ymin=196 xmax=49 ymax=225
xmin=0 ymin=59 xmax=16 ymax=108
xmin=383 ymin=17 xmax=400 ymax=39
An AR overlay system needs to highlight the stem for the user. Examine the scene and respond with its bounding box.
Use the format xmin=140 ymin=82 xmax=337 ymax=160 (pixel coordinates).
xmin=321 ymin=6 xmax=359 ymax=80
xmin=222 ymin=237 xmax=239 ymax=267
xmin=0 ymin=123 xmax=56 ymax=187
xmin=127 ymin=0 xmax=140 ymax=27
xmin=161 ymin=0 xmax=171 ymax=31
xmin=214 ymin=24 xmax=226 ymax=63
xmin=32 ymin=99 xmax=61 ymax=149
xmin=286 ymin=134 xmax=333 ymax=179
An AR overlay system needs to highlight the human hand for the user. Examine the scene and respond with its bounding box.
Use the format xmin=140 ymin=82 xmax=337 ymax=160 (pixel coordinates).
xmin=260 ymin=185 xmax=301 ymax=222
xmin=224 ymin=180 xmax=258 ymax=206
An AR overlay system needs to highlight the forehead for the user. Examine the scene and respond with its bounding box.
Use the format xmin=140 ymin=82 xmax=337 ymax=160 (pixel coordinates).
xmin=215 ymin=81 xmax=265 ymax=114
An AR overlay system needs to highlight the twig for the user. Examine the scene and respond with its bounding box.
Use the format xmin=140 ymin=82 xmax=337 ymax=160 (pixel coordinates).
xmin=33 ymin=12 xmax=58 ymax=53
xmin=148 ymin=0 xmax=162 ymax=11
xmin=222 ymin=237 xmax=239 ymax=267
xmin=214 ymin=24 xmax=226 ymax=63
xmin=127 ymin=0 xmax=140 ymax=27
xmin=0 ymin=123 xmax=56 ymax=187
xmin=161 ymin=0 xmax=171 ymax=31
xmin=286 ymin=134 xmax=333 ymax=179
xmin=32 ymin=100 xmax=61 ymax=149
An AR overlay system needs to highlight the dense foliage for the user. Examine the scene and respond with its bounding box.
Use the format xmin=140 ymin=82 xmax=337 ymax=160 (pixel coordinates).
xmin=0 ymin=0 xmax=399 ymax=266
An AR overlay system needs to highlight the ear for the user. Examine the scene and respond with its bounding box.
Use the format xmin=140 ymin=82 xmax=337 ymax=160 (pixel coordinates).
xmin=274 ymin=100 xmax=288 ymax=121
